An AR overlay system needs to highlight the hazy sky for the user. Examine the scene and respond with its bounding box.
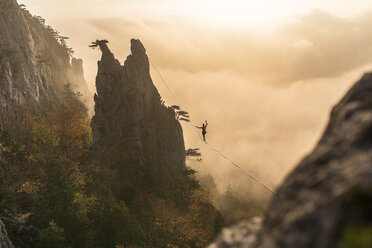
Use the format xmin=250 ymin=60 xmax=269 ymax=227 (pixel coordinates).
xmin=18 ymin=0 xmax=372 ymax=198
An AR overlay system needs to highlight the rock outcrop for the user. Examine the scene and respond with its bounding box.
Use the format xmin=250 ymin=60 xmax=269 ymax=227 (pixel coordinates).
xmin=0 ymin=219 xmax=14 ymax=248
xmin=1 ymin=211 xmax=38 ymax=248
xmin=91 ymin=39 xmax=186 ymax=173
xmin=209 ymin=217 xmax=262 ymax=248
xmin=69 ymin=58 xmax=93 ymax=109
xmin=0 ymin=0 xmax=91 ymax=112
xmin=210 ymin=73 xmax=372 ymax=247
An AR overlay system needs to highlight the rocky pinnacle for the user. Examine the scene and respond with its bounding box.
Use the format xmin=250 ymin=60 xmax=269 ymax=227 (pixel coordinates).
xmin=91 ymin=39 xmax=186 ymax=173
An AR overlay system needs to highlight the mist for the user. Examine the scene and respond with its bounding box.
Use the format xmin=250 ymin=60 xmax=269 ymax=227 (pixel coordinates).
xmin=18 ymin=0 xmax=372 ymax=206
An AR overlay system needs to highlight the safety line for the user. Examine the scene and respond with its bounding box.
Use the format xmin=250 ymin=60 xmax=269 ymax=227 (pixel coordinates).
xmin=149 ymin=58 xmax=181 ymax=106
xmin=149 ymin=58 xmax=206 ymax=141
xmin=206 ymin=143 xmax=276 ymax=194
xmin=149 ymin=57 xmax=276 ymax=194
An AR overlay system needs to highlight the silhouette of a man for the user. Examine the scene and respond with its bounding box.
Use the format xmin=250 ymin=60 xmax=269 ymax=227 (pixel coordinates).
xmin=196 ymin=120 xmax=208 ymax=142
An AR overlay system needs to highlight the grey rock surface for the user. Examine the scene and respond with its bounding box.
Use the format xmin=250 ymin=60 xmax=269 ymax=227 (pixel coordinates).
xmin=0 ymin=219 xmax=14 ymax=248
xmin=91 ymin=39 xmax=186 ymax=173
xmin=2 ymin=211 xmax=37 ymax=248
xmin=210 ymin=73 xmax=372 ymax=247
xmin=0 ymin=0 xmax=91 ymax=112
xmin=208 ymin=217 xmax=262 ymax=248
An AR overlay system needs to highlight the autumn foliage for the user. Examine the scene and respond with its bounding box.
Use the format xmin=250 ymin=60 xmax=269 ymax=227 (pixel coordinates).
xmin=0 ymin=85 xmax=223 ymax=248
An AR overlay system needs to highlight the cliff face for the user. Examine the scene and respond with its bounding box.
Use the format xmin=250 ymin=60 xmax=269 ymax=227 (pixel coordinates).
xmin=91 ymin=39 xmax=186 ymax=173
xmin=0 ymin=0 xmax=91 ymax=111
xmin=210 ymin=73 xmax=372 ymax=248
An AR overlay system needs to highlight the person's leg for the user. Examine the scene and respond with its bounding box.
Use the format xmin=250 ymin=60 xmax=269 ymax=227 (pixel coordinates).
xmin=203 ymin=133 xmax=206 ymax=141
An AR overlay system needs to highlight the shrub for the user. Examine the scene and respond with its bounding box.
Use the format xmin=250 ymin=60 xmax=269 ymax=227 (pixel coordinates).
xmin=38 ymin=221 xmax=67 ymax=248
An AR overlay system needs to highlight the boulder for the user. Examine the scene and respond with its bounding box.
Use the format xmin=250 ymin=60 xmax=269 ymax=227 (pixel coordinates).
xmin=210 ymin=73 xmax=372 ymax=248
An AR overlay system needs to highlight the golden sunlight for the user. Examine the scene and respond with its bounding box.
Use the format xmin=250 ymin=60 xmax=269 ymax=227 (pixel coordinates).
xmin=182 ymin=0 xmax=296 ymax=27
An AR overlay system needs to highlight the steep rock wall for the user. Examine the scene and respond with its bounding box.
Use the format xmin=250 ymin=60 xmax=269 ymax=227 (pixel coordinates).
xmin=91 ymin=39 xmax=186 ymax=173
xmin=0 ymin=0 xmax=91 ymax=111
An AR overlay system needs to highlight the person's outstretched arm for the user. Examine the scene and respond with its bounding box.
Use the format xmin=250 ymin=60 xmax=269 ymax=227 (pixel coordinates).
xmin=205 ymin=120 xmax=208 ymax=127
xmin=196 ymin=126 xmax=202 ymax=129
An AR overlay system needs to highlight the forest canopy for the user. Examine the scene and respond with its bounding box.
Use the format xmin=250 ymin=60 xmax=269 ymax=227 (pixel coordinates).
xmin=0 ymin=84 xmax=223 ymax=248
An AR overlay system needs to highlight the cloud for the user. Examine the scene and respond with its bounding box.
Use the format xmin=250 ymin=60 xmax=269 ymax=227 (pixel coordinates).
xmin=45 ymin=8 xmax=372 ymax=202
xmin=281 ymin=10 xmax=372 ymax=82
xmin=80 ymin=9 xmax=372 ymax=86
xmin=150 ymin=64 xmax=372 ymax=200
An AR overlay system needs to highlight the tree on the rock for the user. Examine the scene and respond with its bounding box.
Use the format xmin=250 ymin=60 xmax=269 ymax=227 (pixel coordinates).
xmin=186 ymin=148 xmax=202 ymax=163
xmin=171 ymin=105 xmax=190 ymax=122
xmin=89 ymin=40 xmax=109 ymax=49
